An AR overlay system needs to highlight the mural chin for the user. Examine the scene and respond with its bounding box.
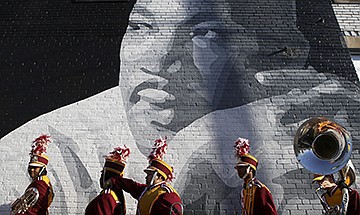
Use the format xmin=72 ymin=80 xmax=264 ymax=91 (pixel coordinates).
xmin=126 ymin=100 xmax=177 ymax=154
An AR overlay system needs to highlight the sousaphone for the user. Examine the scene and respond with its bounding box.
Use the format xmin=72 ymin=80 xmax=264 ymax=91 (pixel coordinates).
xmin=294 ymin=116 xmax=355 ymax=186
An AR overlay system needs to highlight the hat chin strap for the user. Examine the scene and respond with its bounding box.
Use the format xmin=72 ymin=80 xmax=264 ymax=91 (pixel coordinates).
xmin=32 ymin=166 xmax=46 ymax=179
xmin=149 ymin=171 xmax=158 ymax=187
xmin=39 ymin=166 xmax=45 ymax=175
xmin=241 ymin=166 xmax=251 ymax=179
xmin=102 ymin=169 xmax=107 ymax=188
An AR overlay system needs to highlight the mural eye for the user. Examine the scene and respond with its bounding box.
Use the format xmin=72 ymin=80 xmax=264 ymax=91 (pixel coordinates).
xmin=190 ymin=21 xmax=226 ymax=40
xmin=129 ymin=21 xmax=153 ymax=30
xmin=190 ymin=28 xmax=211 ymax=38
xmin=127 ymin=21 xmax=157 ymax=36
xmin=190 ymin=29 xmax=220 ymax=43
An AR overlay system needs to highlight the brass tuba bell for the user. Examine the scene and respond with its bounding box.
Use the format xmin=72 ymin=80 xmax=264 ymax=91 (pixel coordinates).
xmin=293 ymin=117 xmax=352 ymax=175
xmin=10 ymin=187 xmax=39 ymax=215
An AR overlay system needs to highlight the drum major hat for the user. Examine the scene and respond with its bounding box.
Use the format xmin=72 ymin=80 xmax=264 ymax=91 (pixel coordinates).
xmin=104 ymin=146 xmax=130 ymax=175
xmin=144 ymin=137 xmax=174 ymax=181
xmin=29 ymin=135 xmax=51 ymax=167
xmin=234 ymin=137 xmax=258 ymax=171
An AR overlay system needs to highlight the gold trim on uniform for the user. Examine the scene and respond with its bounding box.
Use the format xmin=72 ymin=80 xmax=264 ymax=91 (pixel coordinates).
xmin=101 ymin=189 xmax=119 ymax=203
xmin=138 ymin=182 xmax=179 ymax=215
xmin=241 ymin=179 xmax=269 ymax=215
xmin=38 ymin=175 xmax=54 ymax=207
xmin=324 ymin=186 xmax=342 ymax=207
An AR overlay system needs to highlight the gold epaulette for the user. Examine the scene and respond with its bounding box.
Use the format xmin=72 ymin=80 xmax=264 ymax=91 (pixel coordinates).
xmin=160 ymin=183 xmax=179 ymax=196
xmin=39 ymin=176 xmax=51 ymax=186
xmin=253 ymin=179 xmax=272 ymax=193
xmin=102 ymin=189 xmax=119 ymax=203
xmin=37 ymin=175 xmax=54 ymax=207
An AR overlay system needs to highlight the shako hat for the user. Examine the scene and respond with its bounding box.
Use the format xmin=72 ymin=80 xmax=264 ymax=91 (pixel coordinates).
xmin=234 ymin=137 xmax=258 ymax=171
xmin=29 ymin=135 xmax=51 ymax=168
xmin=144 ymin=137 xmax=174 ymax=181
xmin=104 ymin=146 xmax=130 ymax=175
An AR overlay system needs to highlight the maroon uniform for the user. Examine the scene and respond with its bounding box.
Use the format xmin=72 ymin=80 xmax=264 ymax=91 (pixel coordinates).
xmin=347 ymin=188 xmax=360 ymax=215
xmin=241 ymin=178 xmax=277 ymax=215
xmin=111 ymin=176 xmax=182 ymax=215
xmin=234 ymin=138 xmax=277 ymax=215
xmin=85 ymin=188 xmax=126 ymax=215
xmin=320 ymin=185 xmax=360 ymax=215
xmin=15 ymin=175 xmax=54 ymax=215
xmin=11 ymin=135 xmax=53 ymax=215
xmin=84 ymin=145 xmax=130 ymax=215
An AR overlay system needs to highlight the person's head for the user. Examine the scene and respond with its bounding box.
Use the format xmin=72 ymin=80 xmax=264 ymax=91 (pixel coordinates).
xmin=100 ymin=160 xmax=125 ymax=188
xmin=234 ymin=138 xmax=258 ymax=181
xmin=236 ymin=165 xmax=254 ymax=180
xmin=119 ymin=0 xmax=262 ymax=154
xmin=235 ymin=156 xmax=257 ymax=181
xmin=143 ymin=158 xmax=174 ymax=186
xmin=312 ymin=174 xmax=336 ymax=190
xmin=99 ymin=169 xmax=120 ymax=189
xmin=28 ymin=165 xmax=47 ymax=179
xmin=143 ymin=137 xmax=174 ymax=187
xmin=119 ymin=0 xmax=311 ymax=155
xmin=235 ymin=154 xmax=258 ymax=180
xmin=101 ymin=146 xmax=130 ymax=188
xmin=145 ymin=170 xmax=166 ymax=187
xmin=28 ymin=135 xmax=51 ymax=179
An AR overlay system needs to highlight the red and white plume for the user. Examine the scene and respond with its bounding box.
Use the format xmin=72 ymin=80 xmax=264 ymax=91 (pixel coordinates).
xmin=234 ymin=137 xmax=250 ymax=158
xmin=31 ymin=135 xmax=51 ymax=155
xmin=148 ymin=136 xmax=167 ymax=160
xmin=105 ymin=146 xmax=131 ymax=163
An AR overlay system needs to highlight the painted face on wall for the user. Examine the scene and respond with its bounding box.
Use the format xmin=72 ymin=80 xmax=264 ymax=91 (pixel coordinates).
xmin=119 ymin=0 xmax=260 ymax=153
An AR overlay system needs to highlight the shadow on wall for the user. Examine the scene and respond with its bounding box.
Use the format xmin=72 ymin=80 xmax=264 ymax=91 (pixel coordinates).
xmin=49 ymin=126 xmax=98 ymax=214
xmin=273 ymin=169 xmax=316 ymax=214
xmin=182 ymin=160 xmax=242 ymax=214
xmin=0 ymin=204 xmax=10 ymax=214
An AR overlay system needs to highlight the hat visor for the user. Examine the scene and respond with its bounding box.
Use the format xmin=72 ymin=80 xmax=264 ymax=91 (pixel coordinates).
xmin=236 ymin=163 xmax=250 ymax=167
xmin=29 ymin=163 xmax=45 ymax=167
xmin=144 ymin=167 xmax=157 ymax=173
xmin=235 ymin=162 xmax=257 ymax=171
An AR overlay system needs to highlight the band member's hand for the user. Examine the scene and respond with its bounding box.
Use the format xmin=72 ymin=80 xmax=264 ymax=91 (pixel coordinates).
xmin=126 ymin=85 xmax=177 ymax=151
xmin=130 ymin=87 xmax=175 ymax=126
xmin=255 ymin=67 xmax=360 ymax=126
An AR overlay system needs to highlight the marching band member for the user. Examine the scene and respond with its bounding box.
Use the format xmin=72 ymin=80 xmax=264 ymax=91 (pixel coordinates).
xmin=234 ymin=137 xmax=277 ymax=215
xmin=108 ymin=137 xmax=183 ymax=215
xmin=11 ymin=135 xmax=54 ymax=215
xmin=312 ymin=174 xmax=360 ymax=215
xmin=85 ymin=146 xmax=130 ymax=215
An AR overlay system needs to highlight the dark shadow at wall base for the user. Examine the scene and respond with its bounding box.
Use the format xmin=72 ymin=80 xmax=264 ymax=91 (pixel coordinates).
xmin=0 ymin=0 xmax=136 ymax=139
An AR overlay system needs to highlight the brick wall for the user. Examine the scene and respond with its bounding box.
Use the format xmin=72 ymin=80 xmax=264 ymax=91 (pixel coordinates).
xmin=332 ymin=3 xmax=360 ymax=34
xmin=1 ymin=0 xmax=359 ymax=214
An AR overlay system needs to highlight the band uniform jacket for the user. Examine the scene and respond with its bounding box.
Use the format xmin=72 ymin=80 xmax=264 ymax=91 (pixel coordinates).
xmin=15 ymin=175 xmax=54 ymax=215
xmin=110 ymin=176 xmax=182 ymax=215
xmin=241 ymin=178 xmax=277 ymax=215
xmin=85 ymin=188 xmax=126 ymax=215
xmin=321 ymin=185 xmax=360 ymax=215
